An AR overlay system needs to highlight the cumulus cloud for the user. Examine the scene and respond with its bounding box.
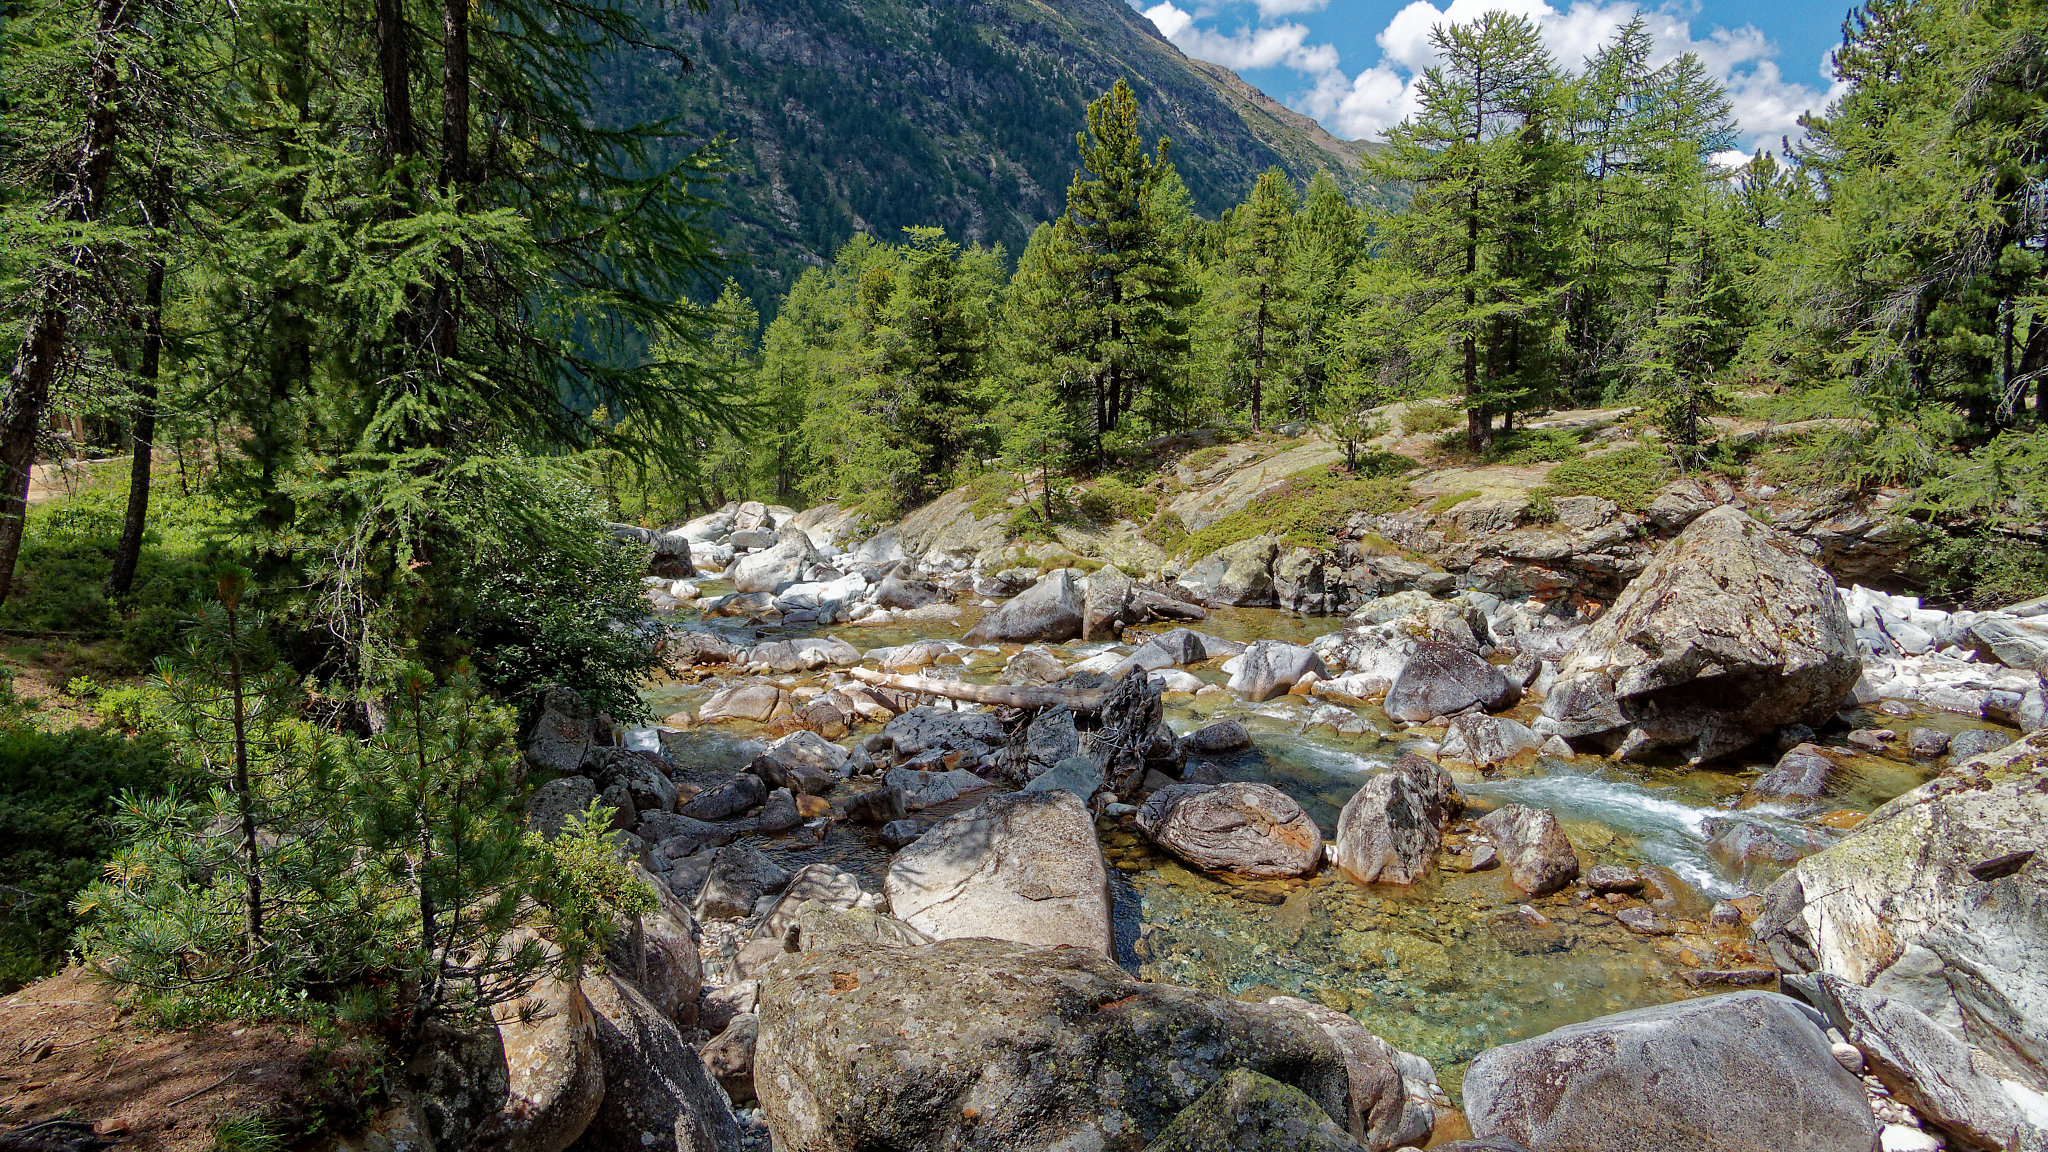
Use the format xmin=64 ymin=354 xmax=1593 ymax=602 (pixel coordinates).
xmin=1138 ymin=0 xmax=1841 ymax=153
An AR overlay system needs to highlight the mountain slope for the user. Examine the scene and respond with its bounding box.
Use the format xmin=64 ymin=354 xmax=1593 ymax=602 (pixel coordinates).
xmin=613 ymin=0 xmax=1393 ymax=308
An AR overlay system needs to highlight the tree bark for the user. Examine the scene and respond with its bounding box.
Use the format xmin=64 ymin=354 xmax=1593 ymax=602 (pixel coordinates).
xmin=106 ymin=229 xmax=162 ymax=598
xmin=844 ymin=666 xmax=1108 ymax=713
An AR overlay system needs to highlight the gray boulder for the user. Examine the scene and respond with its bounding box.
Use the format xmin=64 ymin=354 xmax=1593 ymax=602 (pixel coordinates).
xmin=1476 ymin=805 xmax=1580 ymax=896
xmin=1181 ymin=720 xmax=1253 ymax=755
xmin=695 ymin=683 xmax=783 ymax=724
xmin=1538 ymin=506 xmax=1861 ymax=763
xmin=883 ymin=790 xmax=1112 ymax=955
xmin=1384 ymin=641 xmax=1516 ymax=723
xmin=1462 ymin=991 xmax=1879 ymax=1152
xmin=756 ymin=788 xmax=800 ymax=833
xmin=1083 ymin=564 xmax=1135 ymax=641
xmin=606 ymin=867 xmax=704 ymax=1025
xmin=881 ymin=706 xmax=1004 ymax=757
xmin=757 ymin=730 xmax=850 ymax=779
xmin=752 ymin=937 xmax=1396 ymax=1152
xmin=678 ymin=772 xmax=766 ymax=821
xmin=882 ymin=766 xmax=996 ymax=810
xmin=730 ymin=532 xmax=817 ymax=594
xmin=1438 ymin=714 xmax=1542 ymax=767
xmin=1001 ymin=647 xmax=1070 ymax=686
xmin=1746 ymin=742 xmax=1838 ymax=804
xmin=1180 ymin=535 xmax=1279 ymax=607
xmin=1949 ymin=727 xmax=2014 ymax=761
xmin=963 ymin=569 xmax=1084 ymax=643
xmin=693 ymin=844 xmax=791 ymax=921
xmin=700 ymin=1013 xmax=757 ymax=1105
xmin=1021 ymin=755 xmax=1104 ymax=802
xmin=1273 ymin=547 xmax=1332 ymax=615
xmin=1136 ymin=782 xmax=1324 ymax=879
xmin=527 ymin=685 xmax=601 ymax=775
xmin=1332 ymin=753 xmax=1458 ymax=885
xmin=527 ymin=776 xmax=600 ymax=840
xmin=575 ymin=973 xmax=739 ymax=1152
xmin=492 ymin=966 xmax=604 ymax=1152
xmin=1227 ymin=639 xmax=1329 ymax=703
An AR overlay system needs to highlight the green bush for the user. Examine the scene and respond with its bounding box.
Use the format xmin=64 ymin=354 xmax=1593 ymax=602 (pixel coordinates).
xmin=1181 ymin=469 xmax=1414 ymax=557
xmin=1076 ymin=477 xmax=1158 ymax=525
xmin=1531 ymin=447 xmax=1672 ymax=511
xmin=1399 ymin=403 xmax=1458 ymax=435
xmin=0 ymin=677 xmax=175 ymax=991
xmin=964 ymin=472 xmax=1023 ymax=521
xmin=1486 ymin=428 xmax=1584 ymax=465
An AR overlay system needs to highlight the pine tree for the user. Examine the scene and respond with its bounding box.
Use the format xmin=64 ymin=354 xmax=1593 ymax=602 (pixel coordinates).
xmin=1217 ymin=169 xmax=1301 ymax=432
xmin=1060 ymin=79 xmax=1195 ymax=459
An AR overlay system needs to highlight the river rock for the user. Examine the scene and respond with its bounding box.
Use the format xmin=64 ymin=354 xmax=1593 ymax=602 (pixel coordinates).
xmin=693 ymin=844 xmax=791 ymax=921
xmin=1180 ymin=535 xmax=1279 ymax=607
xmin=1332 ymin=753 xmax=1458 ymax=885
xmin=1538 ymin=506 xmax=1861 ymax=763
xmin=527 ymin=686 xmax=602 ymax=775
xmin=844 ymin=785 xmax=907 ymax=826
xmin=1181 ymin=719 xmax=1253 ymax=755
xmin=700 ymin=1013 xmax=757 ymax=1105
xmin=1001 ymin=646 xmax=1070 ymax=686
xmin=1438 ymin=714 xmax=1542 ymax=767
xmin=1948 ymin=727 xmax=2012 ymax=760
xmin=751 ymin=937 xmax=1372 ymax=1152
xmin=730 ymin=532 xmax=817 ymax=593
xmin=963 ymin=568 xmax=1084 ymax=643
xmin=873 ymin=568 xmax=941 ymax=610
xmin=678 ymin=772 xmax=766 ymax=821
xmin=883 ymin=789 xmax=1112 ymax=954
xmin=696 ymin=683 xmax=784 ymax=724
xmin=1267 ymin=995 xmax=1440 ymax=1149
xmin=1475 ymin=805 xmax=1579 ymax=895
xmin=1746 ymin=743 xmax=1838 ymax=804
xmin=756 ymin=788 xmax=800 ymax=833
xmin=1384 ymin=641 xmax=1517 ymax=723
xmin=606 ymin=867 xmax=703 ymax=1024
xmin=493 ymin=968 xmax=604 ymax=1152
xmin=1021 ymin=755 xmax=1104 ymax=802
xmin=1462 ymin=991 xmax=1877 ymax=1152
xmin=576 ymin=973 xmax=739 ymax=1152
xmin=1584 ymin=864 xmax=1643 ymax=894
xmin=1907 ymin=727 xmax=1952 ymax=758
xmin=641 ymin=813 xmax=741 ymax=860
xmin=1227 ymin=640 xmax=1330 ymax=703
xmin=1083 ymin=564 xmax=1134 ymax=640
xmin=883 ymin=766 xmax=996 ymax=810
xmin=753 ymin=862 xmax=874 ymax=947
xmin=1141 ymin=1069 xmax=1364 ymax=1152
xmin=1135 ymin=782 xmax=1324 ymax=878
xmin=881 ymin=705 xmax=1004 ymax=757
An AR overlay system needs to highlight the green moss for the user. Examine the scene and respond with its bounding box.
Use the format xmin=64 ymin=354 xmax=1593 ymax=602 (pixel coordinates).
xmin=1076 ymin=476 xmax=1158 ymax=525
xmin=1399 ymin=403 xmax=1458 ymax=435
xmin=1181 ymin=469 xmax=1413 ymax=558
xmin=1429 ymin=489 xmax=1482 ymax=514
xmin=1532 ymin=446 xmax=1672 ymax=511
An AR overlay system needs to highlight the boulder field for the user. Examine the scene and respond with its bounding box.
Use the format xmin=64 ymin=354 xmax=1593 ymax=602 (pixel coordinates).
xmin=402 ymin=480 xmax=2047 ymax=1152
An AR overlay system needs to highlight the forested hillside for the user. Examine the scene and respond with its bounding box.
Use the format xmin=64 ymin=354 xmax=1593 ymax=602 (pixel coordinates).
xmin=604 ymin=0 xmax=1393 ymax=308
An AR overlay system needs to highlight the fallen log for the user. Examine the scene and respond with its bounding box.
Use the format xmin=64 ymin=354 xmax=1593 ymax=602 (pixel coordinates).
xmin=844 ymin=666 xmax=1108 ymax=714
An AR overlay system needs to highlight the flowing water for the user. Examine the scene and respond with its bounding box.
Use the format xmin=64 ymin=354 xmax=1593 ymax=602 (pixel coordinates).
xmin=642 ymin=597 xmax=2017 ymax=1096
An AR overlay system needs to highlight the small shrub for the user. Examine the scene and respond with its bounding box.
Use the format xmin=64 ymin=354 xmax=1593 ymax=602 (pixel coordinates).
xmin=1430 ymin=490 xmax=1482 ymax=514
xmin=1348 ymin=448 xmax=1417 ymax=478
xmin=1181 ymin=446 xmax=1229 ymax=471
xmin=1523 ymin=494 xmax=1558 ymax=524
xmin=1399 ymin=403 xmax=1458 ymax=435
xmin=1486 ymin=428 xmax=1584 ymax=465
xmin=1531 ymin=447 xmax=1672 ymax=511
xmin=964 ymin=472 xmax=1023 ymax=521
xmin=1076 ymin=477 xmax=1157 ymax=525
xmin=1143 ymin=510 xmax=1190 ymax=554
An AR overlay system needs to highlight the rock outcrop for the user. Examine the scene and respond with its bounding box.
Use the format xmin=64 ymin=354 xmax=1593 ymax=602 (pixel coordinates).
xmin=963 ymin=569 xmax=1084 ymax=643
xmin=1538 ymin=506 xmax=1861 ymax=763
xmin=576 ymin=974 xmax=739 ymax=1152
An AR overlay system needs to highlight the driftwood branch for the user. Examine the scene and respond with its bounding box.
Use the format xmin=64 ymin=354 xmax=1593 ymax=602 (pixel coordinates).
xmin=844 ymin=666 xmax=1107 ymax=714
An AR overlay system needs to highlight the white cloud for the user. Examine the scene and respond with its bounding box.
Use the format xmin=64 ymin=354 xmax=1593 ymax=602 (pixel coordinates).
xmin=1140 ymin=0 xmax=1842 ymax=152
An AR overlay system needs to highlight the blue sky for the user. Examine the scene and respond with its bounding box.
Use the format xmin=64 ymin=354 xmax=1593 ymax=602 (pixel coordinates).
xmin=1130 ymin=0 xmax=1850 ymax=157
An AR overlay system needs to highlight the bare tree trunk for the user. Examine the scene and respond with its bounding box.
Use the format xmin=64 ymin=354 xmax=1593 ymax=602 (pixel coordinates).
xmin=108 ymin=175 xmax=168 ymax=598
xmin=844 ymin=667 xmax=1108 ymax=713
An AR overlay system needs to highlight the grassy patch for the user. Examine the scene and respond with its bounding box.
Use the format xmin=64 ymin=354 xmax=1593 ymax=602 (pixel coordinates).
xmin=1429 ymin=490 xmax=1482 ymax=514
xmin=1181 ymin=446 xmax=1231 ymax=471
xmin=1181 ymin=468 xmax=1414 ymax=558
xmin=964 ymin=472 xmax=1024 ymax=521
xmin=1531 ymin=446 xmax=1672 ymax=511
xmin=1143 ymin=510 xmax=1190 ymax=555
xmin=1076 ymin=477 xmax=1158 ymax=525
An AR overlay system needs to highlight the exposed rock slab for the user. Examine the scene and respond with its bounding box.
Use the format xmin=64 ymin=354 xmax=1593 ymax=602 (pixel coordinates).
xmin=1136 ymin=782 xmax=1324 ymax=878
xmin=883 ymin=789 xmax=1113 ymax=955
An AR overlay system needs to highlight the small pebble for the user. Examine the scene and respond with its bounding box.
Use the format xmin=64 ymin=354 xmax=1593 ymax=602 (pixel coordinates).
xmin=1832 ymin=1041 xmax=1866 ymax=1073
xmin=1879 ymin=1123 xmax=1940 ymax=1152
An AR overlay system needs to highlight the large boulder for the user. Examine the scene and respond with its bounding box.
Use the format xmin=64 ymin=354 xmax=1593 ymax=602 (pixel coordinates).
xmin=883 ymin=789 xmax=1112 ymax=955
xmin=1181 ymin=720 xmax=1253 ymax=756
xmin=1332 ymin=753 xmax=1458 ymax=885
xmin=751 ymin=937 xmax=1400 ymax=1152
xmin=693 ymin=844 xmax=791 ymax=921
xmin=700 ymin=1013 xmax=758 ymax=1105
xmin=527 ymin=686 xmax=601 ymax=775
xmin=1180 ymin=535 xmax=1279 ymax=607
xmin=1538 ymin=506 xmax=1861 ymax=763
xmin=607 ymin=867 xmax=704 ymax=1024
xmin=696 ymin=683 xmax=784 ymax=724
xmin=678 ymin=772 xmax=766 ymax=821
xmin=1226 ymin=640 xmax=1329 ymax=703
xmin=1754 ymin=731 xmax=2048 ymax=1137
xmin=1383 ymin=642 xmax=1516 ymax=723
xmin=1475 ymin=805 xmax=1579 ymax=896
xmin=573 ymin=974 xmax=739 ymax=1152
xmin=1461 ymin=991 xmax=1879 ymax=1152
xmin=527 ymin=776 xmax=599 ymax=840
xmin=730 ymin=531 xmax=817 ymax=594
xmin=963 ymin=569 xmax=1084 ymax=643
xmin=492 ymin=968 xmax=604 ymax=1152
xmin=1438 ymin=714 xmax=1542 ymax=768
xmin=880 ymin=706 xmax=1004 ymax=757
xmin=1745 ymin=743 xmax=1838 ymax=805
xmin=1083 ymin=564 xmax=1135 ymax=641
xmin=1135 ymin=782 xmax=1324 ymax=879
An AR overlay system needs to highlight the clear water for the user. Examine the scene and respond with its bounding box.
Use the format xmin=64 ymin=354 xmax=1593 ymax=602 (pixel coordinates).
xmin=643 ymin=598 xmax=2016 ymax=1099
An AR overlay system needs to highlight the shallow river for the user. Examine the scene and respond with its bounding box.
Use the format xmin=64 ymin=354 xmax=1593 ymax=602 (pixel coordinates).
xmin=641 ymin=595 xmax=2004 ymax=1095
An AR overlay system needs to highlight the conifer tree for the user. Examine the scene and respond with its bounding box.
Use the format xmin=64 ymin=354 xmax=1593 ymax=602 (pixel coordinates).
xmin=1217 ymin=168 xmax=1301 ymax=432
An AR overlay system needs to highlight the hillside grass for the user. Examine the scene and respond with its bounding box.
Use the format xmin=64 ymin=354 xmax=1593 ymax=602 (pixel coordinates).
xmin=1531 ymin=446 xmax=1672 ymax=511
xmin=1179 ymin=468 xmax=1415 ymax=558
